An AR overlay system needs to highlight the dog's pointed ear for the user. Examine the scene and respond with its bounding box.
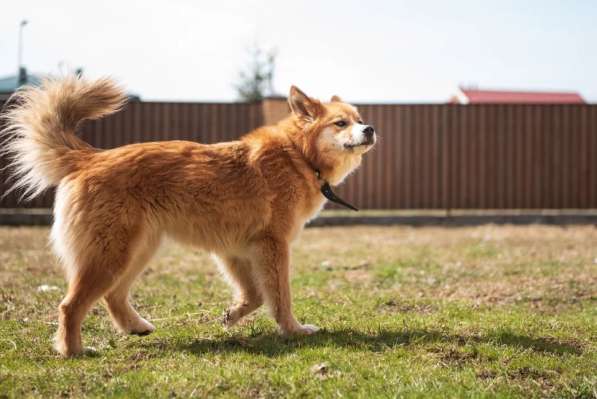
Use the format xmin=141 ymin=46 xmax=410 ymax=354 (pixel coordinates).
xmin=289 ymin=86 xmax=322 ymax=121
xmin=331 ymin=95 xmax=342 ymax=102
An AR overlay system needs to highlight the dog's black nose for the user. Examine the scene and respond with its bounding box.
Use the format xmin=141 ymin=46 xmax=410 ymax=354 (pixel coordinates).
xmin=363 ymin=125 xmax=375 ymax=138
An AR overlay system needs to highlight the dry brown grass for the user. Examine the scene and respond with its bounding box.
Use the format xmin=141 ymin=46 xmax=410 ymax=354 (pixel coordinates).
xmin=293 ymin=224 xmax=597 ymax=311
xmin=1 ymin=225 xmax=596 ymax=320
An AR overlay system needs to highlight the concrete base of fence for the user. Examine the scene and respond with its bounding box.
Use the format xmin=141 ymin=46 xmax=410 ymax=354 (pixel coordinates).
xmin=1 ymin=208 xmax=596 ymax=227
xmin=0 ymin=208 xmax=53 ymax=226
xmin=308 ymin=213 xmax=597 ymax=227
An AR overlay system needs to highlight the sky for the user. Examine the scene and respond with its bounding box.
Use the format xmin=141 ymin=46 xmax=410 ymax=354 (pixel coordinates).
xmin=0 ymin=0 xmax=595 ymax=103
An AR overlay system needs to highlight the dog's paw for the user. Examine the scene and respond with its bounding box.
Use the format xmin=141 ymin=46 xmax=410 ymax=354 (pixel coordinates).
xmin=53 ymin=339 xmax=89 ymax=358
xmin=284 ymin=324 xmax=320 ymax=336
xmin=129 ymin=318 xmax=156 ymax=336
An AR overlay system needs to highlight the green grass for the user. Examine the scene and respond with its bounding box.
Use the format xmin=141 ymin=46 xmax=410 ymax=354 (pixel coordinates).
xmin=0 ymin=225 xmax=596 ymax=398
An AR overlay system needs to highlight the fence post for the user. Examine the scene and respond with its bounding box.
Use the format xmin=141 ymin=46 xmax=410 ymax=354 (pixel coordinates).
xmin=261 ymin=96 xmax=289 ymax=126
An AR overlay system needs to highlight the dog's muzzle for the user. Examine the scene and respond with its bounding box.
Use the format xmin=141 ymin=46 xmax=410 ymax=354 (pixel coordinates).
xmin=344 ymin=124 xmax=377 ymax=149
xmin=362 ymin=125 xmax=376 ymax=145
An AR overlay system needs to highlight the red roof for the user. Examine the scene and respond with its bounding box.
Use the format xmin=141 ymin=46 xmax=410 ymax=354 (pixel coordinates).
xmin=458 ymin=88 xmax=585 ymax=104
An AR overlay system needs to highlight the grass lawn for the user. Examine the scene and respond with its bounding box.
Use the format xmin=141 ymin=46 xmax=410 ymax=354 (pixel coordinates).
xmin=0 ymin=225 xmax=596 ymax=398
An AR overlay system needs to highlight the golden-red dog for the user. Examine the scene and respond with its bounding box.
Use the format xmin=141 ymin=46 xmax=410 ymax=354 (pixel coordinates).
xmin=1 ymin=76 xmax=376 ymax=357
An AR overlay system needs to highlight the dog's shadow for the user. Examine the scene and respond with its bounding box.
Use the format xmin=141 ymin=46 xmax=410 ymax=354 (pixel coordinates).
xmin=154 ymin=328 xmax=582 ymax=358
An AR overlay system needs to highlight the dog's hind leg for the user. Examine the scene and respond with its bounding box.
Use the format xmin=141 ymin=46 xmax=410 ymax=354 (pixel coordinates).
xmin=52 ymin=197 xmax=146 ymax=356
xmin=103 ymin=232 xmax=160 ymax=335
xmin=54 ymin=259 xmax=123 ymax=357
xmin=213 ymin=254 xmax=264 ymax=327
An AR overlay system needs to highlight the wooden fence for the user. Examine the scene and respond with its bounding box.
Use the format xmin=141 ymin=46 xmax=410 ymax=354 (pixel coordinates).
xmin=1 ymin=100 xmax=596 ymax=209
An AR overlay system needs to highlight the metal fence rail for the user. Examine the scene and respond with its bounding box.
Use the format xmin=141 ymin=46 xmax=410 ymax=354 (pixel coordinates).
xmin=1 ymin=100 xmax=596 ymax=209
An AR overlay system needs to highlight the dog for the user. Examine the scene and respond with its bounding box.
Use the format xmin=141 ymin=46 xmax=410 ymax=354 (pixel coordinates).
xmin=1 ymin=76 xmax=376 ymax=357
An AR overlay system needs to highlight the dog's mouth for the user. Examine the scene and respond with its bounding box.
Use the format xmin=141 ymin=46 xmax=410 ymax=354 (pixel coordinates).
xmin=343 ymin=138 xmax=376 ymax=149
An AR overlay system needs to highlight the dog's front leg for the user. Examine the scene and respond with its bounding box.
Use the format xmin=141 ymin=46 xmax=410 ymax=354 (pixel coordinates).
xmin=250 ymin=236 xmax=319 ymax=335
xmin=212 ymin=254 xmax=264 ymax=327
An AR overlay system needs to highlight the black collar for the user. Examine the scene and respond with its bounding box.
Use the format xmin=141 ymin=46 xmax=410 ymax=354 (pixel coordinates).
xmin=287 ymin=136 xmax=359 ymax=212
xmin=315 ymin=170 xmax=359 ymax=212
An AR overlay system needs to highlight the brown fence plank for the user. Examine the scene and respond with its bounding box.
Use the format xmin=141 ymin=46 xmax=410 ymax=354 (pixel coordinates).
xmin=1 ymin=101 xmax=597 ymax=210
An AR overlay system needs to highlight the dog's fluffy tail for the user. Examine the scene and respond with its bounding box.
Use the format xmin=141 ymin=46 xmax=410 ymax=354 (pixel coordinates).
xmin=1 ymin=75 xmax=126 ymax=199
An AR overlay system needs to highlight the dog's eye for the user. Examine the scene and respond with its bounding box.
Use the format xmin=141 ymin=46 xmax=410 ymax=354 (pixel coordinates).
xmin=357 ymin=120 xmax=364 ymax=124
xmin=334 ymin=120 xmax=347 ymax=128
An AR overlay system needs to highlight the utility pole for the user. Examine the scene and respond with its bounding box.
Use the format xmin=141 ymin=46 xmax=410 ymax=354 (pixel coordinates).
xmin=18 ymin=20 xmax=28 ymax=85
